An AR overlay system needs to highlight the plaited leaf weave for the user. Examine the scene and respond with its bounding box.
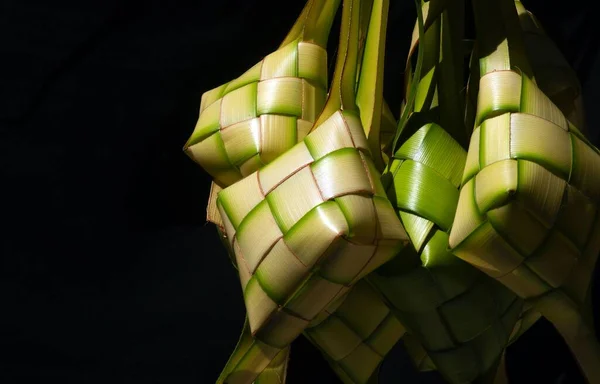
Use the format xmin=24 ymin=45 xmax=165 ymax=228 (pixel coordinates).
xmin=449 ymin=70 xmax=600 ymax=309
xmin=184 ymin=39 xmax=328 ymax=187
xmin=184 ymin=0 xmax=341 ymax=188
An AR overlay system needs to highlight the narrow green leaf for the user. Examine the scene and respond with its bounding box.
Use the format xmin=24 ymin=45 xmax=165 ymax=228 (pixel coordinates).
xmin=314 ymin=0 xmax=363 ymax=127
xmin=391 ymin=0 xmax=425 ymax=154
xmin=356 ymin=0 xmax=390 ymax=172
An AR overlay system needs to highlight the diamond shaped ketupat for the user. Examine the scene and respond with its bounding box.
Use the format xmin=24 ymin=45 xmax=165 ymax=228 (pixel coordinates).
xmin=449 ymin=61 xmax=600 ymax=308
xmin=183 ymin=0 xmax=338 ymax=188
xmin=217 ymin=108 xmax=408 ymax=348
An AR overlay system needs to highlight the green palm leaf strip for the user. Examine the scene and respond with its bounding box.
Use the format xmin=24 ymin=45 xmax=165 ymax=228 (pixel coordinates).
xmin=464 ymin=42 xmax=479 ymax=137
xmin=390 ymin=0 xmax=461 ymax=153
xmin=214 ymin=0 xmax=409 ymax=382
xmin=449 ymin=0 xmax=600 ymax=381
xmin=355 ymin=0 xmax=389 ymax=172
xmin=390 ymin=0 xmax=426 ymax=154
xmin=380 ymin=100 xmax=399 ymax=164
xmin=184 ymin=0 xmax=339 ymax=187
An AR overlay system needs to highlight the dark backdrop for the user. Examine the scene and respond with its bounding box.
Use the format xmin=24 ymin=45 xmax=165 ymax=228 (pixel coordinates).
xmin=0 ymin=0 xmax=598 ymax=383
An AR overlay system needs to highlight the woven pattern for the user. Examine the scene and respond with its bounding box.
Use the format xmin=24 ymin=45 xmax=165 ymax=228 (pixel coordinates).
xmin=185 ymin=39 xmax=328 ymax=187
xmin=449 ymin=70 xmax=600 ymax=305
xmin=217 ymin=109 xmax=408 ymax=350
xmin=371 ymin=124 xmax=523 ymax=383
xmin=305 ymin=280 xmax=406 ymax=384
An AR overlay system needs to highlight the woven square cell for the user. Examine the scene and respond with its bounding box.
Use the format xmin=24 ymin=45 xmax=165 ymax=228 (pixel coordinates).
xmin=305 ymin=280 xmax=406 ymax=384
xmin=370 ymin=124 xmax=523 ymax=383
xmin=449 ymin=70 xmax=600 ymax=306
xmin=184 ymin=39 xmax=328 ymax=187
xmin=217 ymin=109 xmax=409 ymax=349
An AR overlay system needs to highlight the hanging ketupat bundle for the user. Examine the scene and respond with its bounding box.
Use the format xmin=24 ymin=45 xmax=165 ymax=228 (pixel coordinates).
xmin=448 ymin=0 xmax=600 ymax=381
xmin=183 ymin=0 xmax=599 ymax=382
xmin=184 ymin=0 xmax=339 ymax=187
xmin=215 ymin=0 xmax=408 ymax=382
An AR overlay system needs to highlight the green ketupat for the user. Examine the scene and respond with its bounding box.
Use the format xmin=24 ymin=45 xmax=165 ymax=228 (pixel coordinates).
xmin=215 ymin=0 xmax=409 ymax=382
xmin=184 ymin=0 xmax=339 ymax=187
xmin=448 ymin=0 xmax=600 ymax=381
xmin=369 ymin=2 xmax=524 ymax=383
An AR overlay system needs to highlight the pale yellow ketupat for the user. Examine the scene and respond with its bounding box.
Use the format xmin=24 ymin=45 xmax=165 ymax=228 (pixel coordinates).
xmin=184 ymin=0 xmax=338 ymax=188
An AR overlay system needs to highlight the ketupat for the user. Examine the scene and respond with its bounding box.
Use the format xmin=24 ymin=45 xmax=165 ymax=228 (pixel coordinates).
xmin=448 ymin=0 xmax=600 ymax=381
xmin=183 ymin=0 xmax=339 ymax=187
xmin=215 ymin=0 xmax=408 ymax=382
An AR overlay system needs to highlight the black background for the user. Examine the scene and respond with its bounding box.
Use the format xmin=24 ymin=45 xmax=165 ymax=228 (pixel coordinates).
xmin=0 ymin=0 xmax=598 ymax=383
